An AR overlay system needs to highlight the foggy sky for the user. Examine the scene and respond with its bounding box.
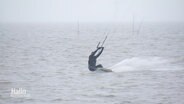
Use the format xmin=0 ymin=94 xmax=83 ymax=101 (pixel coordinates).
xmin=0 ymin=0 xmax=184 ymax=23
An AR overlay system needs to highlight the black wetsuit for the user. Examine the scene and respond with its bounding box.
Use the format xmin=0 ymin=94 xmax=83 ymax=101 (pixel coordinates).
xmin=88 ymin=47 xmax=104 ymax=71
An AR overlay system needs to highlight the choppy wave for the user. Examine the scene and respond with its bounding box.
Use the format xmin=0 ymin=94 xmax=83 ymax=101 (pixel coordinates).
xmin=110 ymin=57 xmax=183 ymax=72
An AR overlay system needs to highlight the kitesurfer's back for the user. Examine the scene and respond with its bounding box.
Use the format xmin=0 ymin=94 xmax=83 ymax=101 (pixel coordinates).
xmin=88 ymin=47 xmax=104 ymax=71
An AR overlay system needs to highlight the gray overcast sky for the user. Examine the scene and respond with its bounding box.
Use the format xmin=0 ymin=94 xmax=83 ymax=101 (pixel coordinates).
xmin=0 ymin=0 xmax=184 ymax=23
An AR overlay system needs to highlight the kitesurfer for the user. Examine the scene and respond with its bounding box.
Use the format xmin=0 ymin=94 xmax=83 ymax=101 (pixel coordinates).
xmin=88 ymin=47 xmax=104 ymax=71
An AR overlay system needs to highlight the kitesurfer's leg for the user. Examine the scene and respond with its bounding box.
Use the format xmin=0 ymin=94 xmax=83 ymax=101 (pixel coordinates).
xmin=96 ymin=64 xmax=103 ymax=68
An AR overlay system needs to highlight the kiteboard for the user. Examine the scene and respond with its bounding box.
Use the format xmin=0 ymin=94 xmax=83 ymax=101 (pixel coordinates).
xmin=97 ymin=68 xmax=112 ymax=72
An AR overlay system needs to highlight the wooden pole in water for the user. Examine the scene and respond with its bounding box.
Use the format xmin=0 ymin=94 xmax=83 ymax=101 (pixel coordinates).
xmin=77 ymin=21 xmax=80 ymax=38
xmin=132 ymin=15 xmax=135 ymax=36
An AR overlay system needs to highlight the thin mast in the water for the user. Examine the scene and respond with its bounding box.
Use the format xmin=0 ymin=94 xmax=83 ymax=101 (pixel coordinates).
xmin=77 ymin=21 xmax=80 ymax=37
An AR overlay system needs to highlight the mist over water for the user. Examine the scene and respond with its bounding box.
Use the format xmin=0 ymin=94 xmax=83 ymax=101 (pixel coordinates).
xmin=0 ymin=23 xmax=184 ymax=104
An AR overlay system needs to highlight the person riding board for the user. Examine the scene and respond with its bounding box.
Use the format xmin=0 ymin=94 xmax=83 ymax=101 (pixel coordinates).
xmin=88 ymin=35 xmax=112 ymax=72
xmin=88 ymin=35 xmax=108 ymax=71
xmin=88 ymin=46 xmax=104 ymax=71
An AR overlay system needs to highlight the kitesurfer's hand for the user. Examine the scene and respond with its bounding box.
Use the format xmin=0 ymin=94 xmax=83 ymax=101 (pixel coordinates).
xmin=98 ymin=47 xmax=104 ymax=49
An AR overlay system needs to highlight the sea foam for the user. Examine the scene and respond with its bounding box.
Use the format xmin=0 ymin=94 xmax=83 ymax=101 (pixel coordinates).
xmin=110 ymin=57 xmax=183 ymax=72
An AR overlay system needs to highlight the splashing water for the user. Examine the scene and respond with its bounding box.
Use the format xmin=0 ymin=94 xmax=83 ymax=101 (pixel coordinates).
xmin=110 ymin=57 xmax=183 ymax=72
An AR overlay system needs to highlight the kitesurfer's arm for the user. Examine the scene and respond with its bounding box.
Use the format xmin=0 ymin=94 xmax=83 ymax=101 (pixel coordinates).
xmin=90 ymin=48 xmax=99 ymax=56
xmin=95 ymin=47 xmax=104 ymax=58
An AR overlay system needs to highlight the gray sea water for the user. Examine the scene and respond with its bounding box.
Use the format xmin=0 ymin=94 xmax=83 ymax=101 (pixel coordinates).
xmin=0 ymin=23 xmax=184 ymax=104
